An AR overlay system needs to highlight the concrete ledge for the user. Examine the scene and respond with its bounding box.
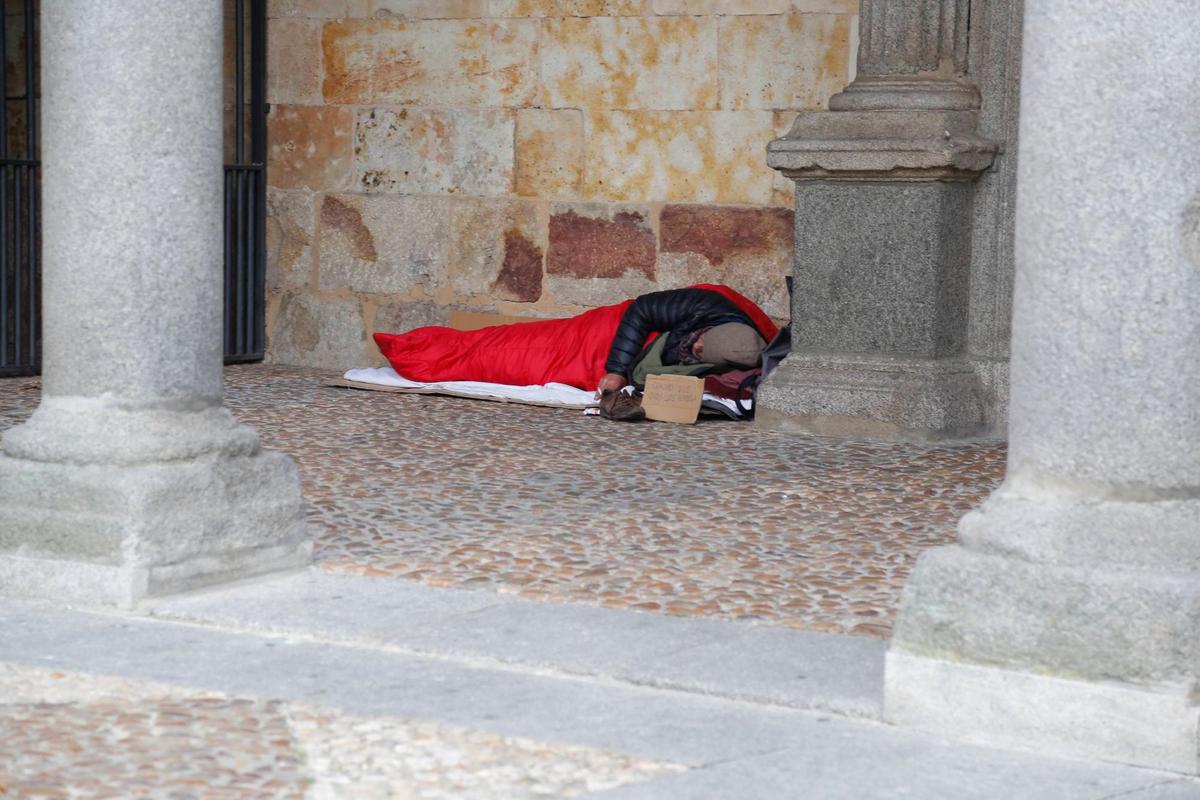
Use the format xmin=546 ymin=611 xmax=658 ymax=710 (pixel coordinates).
xmin=885 ymin=650 xmax=1200 ymax=774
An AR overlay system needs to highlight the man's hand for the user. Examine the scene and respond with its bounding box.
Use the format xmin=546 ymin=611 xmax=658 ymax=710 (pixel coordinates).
xmin=596 ymin=373 xmax=627 ymax=396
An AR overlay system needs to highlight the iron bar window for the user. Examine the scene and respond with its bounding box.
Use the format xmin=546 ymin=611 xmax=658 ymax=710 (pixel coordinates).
xmin=224 ymin=0 xmax=268 ymax=363
xmin=0 ymin=0 xmax=39 ymax=377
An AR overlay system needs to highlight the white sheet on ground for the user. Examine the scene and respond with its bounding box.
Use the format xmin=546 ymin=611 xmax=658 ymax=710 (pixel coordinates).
xmin=343 ymin=367 xmax=596 ymax=407
xmin=340 ymin=367 xmax=752 ymax=414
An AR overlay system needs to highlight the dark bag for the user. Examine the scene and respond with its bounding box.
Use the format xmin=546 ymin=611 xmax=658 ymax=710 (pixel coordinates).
xmin=701 ymin=278 xmax=793 ymax=421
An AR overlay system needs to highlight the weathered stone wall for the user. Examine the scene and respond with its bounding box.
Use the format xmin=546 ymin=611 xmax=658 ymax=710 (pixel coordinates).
xmin=264 ymin=0 xmax=857 ymax=369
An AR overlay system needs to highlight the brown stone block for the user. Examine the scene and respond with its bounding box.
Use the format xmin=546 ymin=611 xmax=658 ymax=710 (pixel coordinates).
xmin=791 ymin=0 xmax=858 ymax=12
xmin=582 ymin=110 xmax=776 ymax=204
xmin=771 ymin=110 xmax=798 ymax=207
xmin=542 ymin=16 xmax=717 ymax=111
xmin=660 ymin=204 xmax=792 ymax=265
xmin=268 ymin=0 xmax=369 ymax=18
xmin=266 ymin=189 xmax=317 ymax=293
xmin=656 ymin=0 xmax=857 ymax=12
xmin=268 ymin=105 xmax=355 ymax=190
xmin=658 ymin=204 xmax=794 ymax=319
xmin=720 ymin=13 xmax=851 ymax=111
xmin=322 ymin=18 xmax=539 ymax=107
xmin=355 ymin=107 xmax=514 ymax=196
xmin=495 ymin=235 xmax=544 ymax=303
xmin=374 ymin=301 xmax=453 ymax=336
xmin=450 ymin=198 xmax=545 ymax=303
xmin=318 ymin=193 xmax=448 ymax=294
xmin=545 ymin=204 xmax=657 ymax=305
xmin=492 ymin=0 xmax=648 ymax=14
xmin=267 ymin=18 xmax=324 ymax=105
xmin=267 ymin=292 xmax=371 ymax=369
xmin=515 ymin=109 xmax=584 ymax=198
xmin=374 ymin=0 xmax=487 ymax=17
xmin=321 ymin=19 xmax=372 ymax=103
xmin=652 ymin=0 xmax=788 ymax=13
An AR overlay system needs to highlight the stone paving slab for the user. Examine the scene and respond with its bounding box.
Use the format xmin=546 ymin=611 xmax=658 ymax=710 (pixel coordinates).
xmin=1116 ymin=784 xmax=1200 ymax=800
xmin=0 ymin=663 xmax=677 ymax=799
xmin=146 ymin=569 xmax=886 ymax=718
xmin=1 ymin=596 xmax=1192 ymax=799
xmin=588 ymin=746 xmax=1199 ymax=800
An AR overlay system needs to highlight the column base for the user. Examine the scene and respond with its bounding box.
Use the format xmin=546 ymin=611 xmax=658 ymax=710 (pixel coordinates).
xmin=829 ymin=76 xmax=982 ymax=112
xmin=0 ymin=446 xmax=310 ymax=608
xmin=755 ymin=353 xmax=986 ymax=441
xmin=885 ymin=651 xmax=1200 ymax=774
xmin=888 ymin=485 xmax=1200 ymax=773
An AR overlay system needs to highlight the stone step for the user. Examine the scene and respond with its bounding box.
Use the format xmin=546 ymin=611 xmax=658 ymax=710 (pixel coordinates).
xmin=143 ymin=568 xmax=887 ymax=720
xmin=0 ymin=588 xmax=1190 ymax=798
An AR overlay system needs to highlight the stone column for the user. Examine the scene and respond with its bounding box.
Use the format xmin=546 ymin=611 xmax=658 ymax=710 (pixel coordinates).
xmin=759 ymin=0 xmax=998 ymax=440
xmin=886 ymin=0 xmax=1200 ymax=773
xmin=0 ymin=1 xmax=309 ymax=607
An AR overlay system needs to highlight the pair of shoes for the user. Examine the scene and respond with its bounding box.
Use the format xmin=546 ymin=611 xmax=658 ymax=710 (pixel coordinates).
xmin=599 ymin=388 xmax=646 ymax=422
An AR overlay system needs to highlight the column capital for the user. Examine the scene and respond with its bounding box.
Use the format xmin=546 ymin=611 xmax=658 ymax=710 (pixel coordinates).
xmin=828 ymin=75 xmax=981 ymax=112
xmin=833 ymin=0 xmax=975 ymax=112
xmin=769 ymin=0 xmax=996 ymax=184
xmin=768 ymin=109 xmax=997 ymax=182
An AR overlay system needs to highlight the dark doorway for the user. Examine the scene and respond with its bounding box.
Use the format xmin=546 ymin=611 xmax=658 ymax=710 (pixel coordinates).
xmin=0 ymin=0 xmax=38 ymax=377
xmin=224 ymin=0 xmax=268 ymax=363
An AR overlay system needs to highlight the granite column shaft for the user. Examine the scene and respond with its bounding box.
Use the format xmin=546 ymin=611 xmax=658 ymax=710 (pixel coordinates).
xmin=0 ymin=0 xmax=309 ymax=606
xmin=886 ymin=0 xmax=1200 ymax=772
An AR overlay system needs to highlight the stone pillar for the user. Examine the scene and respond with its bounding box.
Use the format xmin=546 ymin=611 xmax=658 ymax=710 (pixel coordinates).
xmin=963 ymin=0 xmax=1025 ymax=432
xmin=759 ymin=0 xmax=998 ymax=440
xmin=886 ymin=0 xmax=1200 ymax=773
xmin=0 ymin=1 xmax=309 ymax=607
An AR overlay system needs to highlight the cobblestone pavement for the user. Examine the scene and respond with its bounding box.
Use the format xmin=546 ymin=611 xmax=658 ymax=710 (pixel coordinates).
xmin=0 ymin=365 xmax=1005 ymax=637
xmin=0 ymin=663 xmax=679 ymax=799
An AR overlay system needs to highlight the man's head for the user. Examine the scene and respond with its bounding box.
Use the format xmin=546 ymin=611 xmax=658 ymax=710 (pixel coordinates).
xmin=694 ymin=323 xmax=765 ymax=368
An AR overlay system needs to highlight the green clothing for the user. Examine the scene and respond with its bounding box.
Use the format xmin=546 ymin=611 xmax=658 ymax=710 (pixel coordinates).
xmin=629 ymin=334 xmax=719 ymax=388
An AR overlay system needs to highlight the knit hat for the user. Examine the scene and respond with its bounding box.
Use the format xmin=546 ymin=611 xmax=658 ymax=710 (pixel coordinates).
xmin=699 ymin=323 xmax=765 ymax=368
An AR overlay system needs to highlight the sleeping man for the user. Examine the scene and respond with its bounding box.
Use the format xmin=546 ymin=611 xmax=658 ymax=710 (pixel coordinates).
xmin=597 ymin=286 xmax=769 ymax=394
xmin=372 ymin=284 xmax=777 ymax=402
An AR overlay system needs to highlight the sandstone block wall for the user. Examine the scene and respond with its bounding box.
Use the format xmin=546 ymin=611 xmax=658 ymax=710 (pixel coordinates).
xmin=264 ymin=0 xmax=858 ymax=370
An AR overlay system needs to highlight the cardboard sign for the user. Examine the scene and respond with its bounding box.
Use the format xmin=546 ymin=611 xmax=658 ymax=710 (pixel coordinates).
xmin=642 ymin=374 xmax=704 ymax=424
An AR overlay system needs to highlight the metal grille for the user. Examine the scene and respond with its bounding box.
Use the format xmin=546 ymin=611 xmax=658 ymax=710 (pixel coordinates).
xmin=224 ymin=0 xmax=268 ymax=362
xmin=0 ymin=0 xmax=39 ymax=377
xmin=0 ymin=1 xmax=268 ymax=376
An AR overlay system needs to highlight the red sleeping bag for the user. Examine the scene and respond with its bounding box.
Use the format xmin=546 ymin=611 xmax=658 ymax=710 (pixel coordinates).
xmin=373 ymin=284 xmax=778 ymax=391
